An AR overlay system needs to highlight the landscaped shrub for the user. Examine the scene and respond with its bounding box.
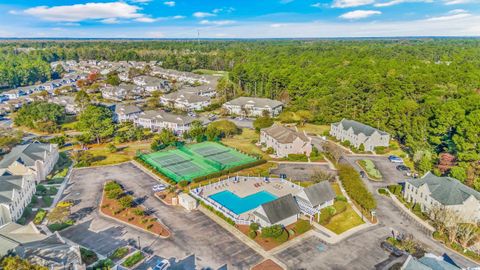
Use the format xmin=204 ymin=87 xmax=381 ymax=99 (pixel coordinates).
xmin=109 ymin=247 xmax=129 ymax=261
xmin=107 ymin=188 xmax=123 ymax=199
xmin=374 ymin=146 xmax=388 ymax=154
xmin=337 ymin=164 xmax=376 ymax=212
xmin=388 ymin=184 xmax=403 ymax=196
xmin=33 ymin=209 xmax=47 ymax=224
xmin=378 ymin=188 xmax=389 ymax=196
xmin=36 ymin=184 xmax=47 ymax=194
xmin=42 ymin=196 xmax=53 ymax=206
xmin=319 ymin=206 xmax=335 ymax=225
xmin=48 ymin=220 xmax=74 ymax=232
xmin=147 ymin=224 xmax=154 ymax=230
xmin=249 ymin=230 xmax=257 ymax=239
xmin=249 ymin=222 xmax=259 ymax=231
xmin=266 ymin=147 xmax=274 ymax=154
xmin=335 ymin=195 xmax=347 ymax=202
xmin=178 ymin=180 xmax=189 ymax=187
xmin=57 ymin=201 xmax=73 ymax=208
xmin=192 ymin=159 xmax=267 ymax=183
xmin=132 ymin=208 xmax=145 ymax=216
xmin=261 ymin=225 xmax=284 ymax=238
xmin=31 ymin=195 xmax=38 ymax=204
xmin=118 ymin=195 xmax=134 ymax=208
xmin=285 ymin=154 xmax=308 ymax=162
xmin=295 ymin=220 xmax=311 ymax=234
xmin=105 ymin=181 xmax=122 ymax=191
xmin=359 ymin=159 xmax=382 ymax=179
xmin=199 ymin=201 xmax=236 ymax=225
xmin=334 ymin=201 xmax=347 ymax=214
xmin=122 ymin=251 xmax=144 ymax=268
xmin=92 ymin=259 xmax=114 ymax=269
xmin=80 ymin=247 xmax=98 ymax=265
xmin=275 ymin=230 xmax=289 ymax=243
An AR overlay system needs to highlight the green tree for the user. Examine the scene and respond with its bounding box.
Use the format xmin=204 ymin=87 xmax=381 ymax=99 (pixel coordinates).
xmin=77 ymin=105 xmax=115 ymax=144
xmin=253 ymin=115 xmax=274 ymax=132
xmin=14 ymin=101 xmax=65 ymax=133
xmin=206 ymin=120 xmax=239 ymax=138
xmin=106 ymin=72 xmax=121 ymax=86
xmin=75 ymin=90 xmax=91 ymax=110
xmin=151 ymin=129 xmax=177 ymax=150
xmin=0 ymin=256 xmax=48 ymax=270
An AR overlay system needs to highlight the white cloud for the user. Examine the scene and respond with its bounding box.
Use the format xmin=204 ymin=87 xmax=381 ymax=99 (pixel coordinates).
xmin=173 ymin=15 xmax=186 ymax=19
xmin=199 ymin=20 xmax=236 ymax=25
xmin=100 ymin=18 xmax=120 ymax=24
xmin=311 ymin=3 xmax=323 ymax=7
xmin=22 ymin=2 xmax=148 ymax=22
xmin=443 ymin=0 xmax=478 ymax=4
xmin=164 ymin=1 xmax=176 ymax=7
xmin=135 ymin=17 xmax=157 ymax=23
xmin=425 ymin=10 xmax=470 ymax=21
xmin=193 ymin=12 xmax=216 ymax=18
xmin=332 ymin=0 xmax=375 ymax=8
xmin=130 ymin=0 xmax=152 ymax=3
xmin=270 ymin=23 xmax=287 ymax=28
xmin=339 ymin=10 xmax=381 ymax=19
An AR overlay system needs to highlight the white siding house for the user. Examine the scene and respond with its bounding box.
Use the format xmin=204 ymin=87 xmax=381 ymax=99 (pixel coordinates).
xmin=223 ymin=97 xmax=283 ymax=117
xmin=253 ymin=194 xmax=301 ymax=227
xmin=0 ymin=175 xmax=36 ymax=226
xmin=330 ymin=119 xmax=390 ymax=152
xmin=260 ymin=125 xmax=312 ymax=158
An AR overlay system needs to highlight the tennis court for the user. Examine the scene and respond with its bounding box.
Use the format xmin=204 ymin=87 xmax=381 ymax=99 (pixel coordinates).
xmin=139 ymin=142 xmax=258 ymax=182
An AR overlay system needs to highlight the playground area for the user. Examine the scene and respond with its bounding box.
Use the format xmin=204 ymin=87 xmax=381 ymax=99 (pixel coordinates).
xmin=139 ymin=142 xmax=258 ymax=182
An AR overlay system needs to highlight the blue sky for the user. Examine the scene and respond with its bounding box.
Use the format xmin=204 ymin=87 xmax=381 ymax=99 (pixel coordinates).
xmin=0 ymin=0 xmax=479 ymax=37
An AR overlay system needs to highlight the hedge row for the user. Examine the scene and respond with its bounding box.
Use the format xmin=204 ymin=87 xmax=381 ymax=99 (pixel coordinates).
xmin=199 ymin=200 xmax=236 ymax=226
xmin=192 ymin=159 xmax=267 ymax=183
xmin=337 ymin=164 xmax=377 ymax=211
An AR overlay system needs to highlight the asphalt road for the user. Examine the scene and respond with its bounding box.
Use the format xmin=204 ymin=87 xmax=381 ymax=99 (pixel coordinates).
xmin=60 ymin=162 xmax=262 ymax=270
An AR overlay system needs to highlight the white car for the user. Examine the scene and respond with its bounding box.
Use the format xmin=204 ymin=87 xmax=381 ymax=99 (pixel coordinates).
xmin=152 ymin=184 xmax=166 ymax=192
xmin=153 ymin=259 xmax=170 ymax=270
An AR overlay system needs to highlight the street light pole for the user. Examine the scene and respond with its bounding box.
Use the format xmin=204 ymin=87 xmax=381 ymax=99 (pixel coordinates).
xmin=138 ymin=236 xmax=141 ymax=251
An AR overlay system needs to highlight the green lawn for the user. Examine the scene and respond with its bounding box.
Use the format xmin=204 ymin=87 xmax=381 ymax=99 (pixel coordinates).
xmin=297 ymin=123 xmax=330 ymax=135
xmin=82 ymin=142 xmax=151 ymax=167
xmin=192 ymin=69 xmax=228 ymax=76
xmin=324 ymin=204 xmax=365 ymax=234
xmin=222 ymin=128 xmax=269 ymax=159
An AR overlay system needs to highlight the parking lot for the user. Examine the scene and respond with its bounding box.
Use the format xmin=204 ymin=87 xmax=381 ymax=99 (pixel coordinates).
xmin=275 ymin=226 xmax=396 ymax=270
xmin=270 ymin=163 xmax=336 ymax=181
xmin=342 ymin=155 xmax=407 ymax=185
xmin=59 ymin=162 xmax=262 ymax=270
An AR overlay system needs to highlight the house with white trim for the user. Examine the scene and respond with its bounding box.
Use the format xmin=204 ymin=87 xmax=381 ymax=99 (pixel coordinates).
xmin=134 ymin=110 xmax=197 ymax=135
xmin=294 ymin=181 xmax=335 ymax=222
xmin=404 ymin=172 xmax=480 ymax=223
xmin=0 ymin=175 xmax=36 ymax=226
xmin=160 ymin=91 xmax=211 ymax=111
xmin=113 ymin=104 xmax=142 ymax=123
xmin=260 ymin=125 xmax=312 ymax=157
xmin=330 ymin=119 xmax=390 ymax=152
xmin=253 ymin=194 xmax=301 ymax=227
xmin=223 ymin=97 xmax=283 ymax=117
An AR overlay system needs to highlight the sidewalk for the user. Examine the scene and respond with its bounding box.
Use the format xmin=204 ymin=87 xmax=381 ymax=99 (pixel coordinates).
xmin=45 ymin=163 xmax=73 ymax=211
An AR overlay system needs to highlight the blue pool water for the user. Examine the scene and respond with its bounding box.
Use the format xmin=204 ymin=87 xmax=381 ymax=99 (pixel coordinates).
xmin=209 ymin=190 xmax=278 ymax=215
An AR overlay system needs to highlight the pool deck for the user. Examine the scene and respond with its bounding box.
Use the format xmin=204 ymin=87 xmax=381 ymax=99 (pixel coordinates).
xmin=199 ymin=177 xmax=302 ymax=220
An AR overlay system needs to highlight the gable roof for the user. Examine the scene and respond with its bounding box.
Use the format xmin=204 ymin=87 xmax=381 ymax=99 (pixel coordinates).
xmin=225 ymin=97 xmax=283 ymax=109
xmin=138 ymin=110 xmax=196 ymax=125
xmin=163 ymin=91 xmax=210 ymax=103
xmin=0 ymin=222 xmax=46 ymax=256
xmin=0 ymin=175 xmax=25 ymax=204
xmin=0 ymin=143 xmax=54 ymax=169
xmin=407 ymin=172 xmax=480 ymax=206
xmin=261 ymin=124 xmax=310 ymax=144
xmin=300 ymin=181 xmax=336 ymax=207
xmin=333 ymin=118 xmax=388 ymax=136
xmin=402 ymin=254 xmax=460 ymax=270
xmin=114 ymin=104 xmax=142 ymax=115
xmin=255 ymin=194 xmax=300 ymax=224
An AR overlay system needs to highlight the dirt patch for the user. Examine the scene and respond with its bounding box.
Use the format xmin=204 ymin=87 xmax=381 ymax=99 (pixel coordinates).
xmin=154 ymin=191 xmax=176 ymax=205
xmin=100 ymin=186 xmax=170 ymax=238
xmin=251 ymin=259 xmax=284 ymax=270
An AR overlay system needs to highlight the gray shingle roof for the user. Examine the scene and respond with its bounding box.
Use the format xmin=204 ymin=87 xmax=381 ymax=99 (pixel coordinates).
xmin=0 ymin=143 xmax=52 ymax=168
xmin=407 ymin=172 xmax=480 ymax=206
xmin=138 ymin=110 xmax=196 ymax=125
xmin=225 ymin=97 xmax=283 ymax=109
xmin=0 ymin=175 xmax=24 ymax=203
xmin=333 ymin=118 xmax=388 ymax=136
xmin=114 ymin=104 xmax=142 ymax=115
xmin=301 ymin=181 xmax=336 ymax=207
xmin=262 ymin=125 xmax=310 ymax=144
xmin=163 ymin=91 xmax=210 ymax=103
xmin=255 ymin=194 xmax=300 ymax=224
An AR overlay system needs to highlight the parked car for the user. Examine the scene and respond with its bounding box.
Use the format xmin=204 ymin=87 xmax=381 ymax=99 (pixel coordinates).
xmin=380 ymin=241 xmax=404 ymax=257
xmin=153 ymin=259 xmax=170 ymax=270
xmin=388 ymin=155 xmax=403 ymax=163
xmin=152 ymin=184 xmax=166 ymax=192
xmin=396 ymin=165 xmax=411 ymax=176
xmin=360 ymin=171 xmax=366 ymax=178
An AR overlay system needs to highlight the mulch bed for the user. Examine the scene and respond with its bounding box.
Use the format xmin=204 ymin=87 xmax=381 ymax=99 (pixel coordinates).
xmin=100 ymin=188 xmax=170 ymax=238
xmin=251 ymin=259 xmax=284 ymax=270
xmin=237 ymin=223 xmax=307 ymax=251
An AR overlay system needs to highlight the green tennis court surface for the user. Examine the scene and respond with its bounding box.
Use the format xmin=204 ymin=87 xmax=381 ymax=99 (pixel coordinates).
xmin=139 ymin=142 xmax=258 ymax=182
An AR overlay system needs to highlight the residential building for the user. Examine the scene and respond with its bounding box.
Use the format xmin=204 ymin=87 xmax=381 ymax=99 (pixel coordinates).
xmin=160 ymin=91 xmax=211 ymax=111
xmin=403 ymin=172 xmax=480 ymax=223
xmin=113 ymin=104 xmax=142 ymax=123
xmin=0 ymin=143 xmax=59 ymax=183
xmin=253 ymin=194 xmax=301 ymax=227
xmin=330 ymin=118 xmax=390 ymax=152
xmin=48 ymin=96 xmax=79 ymax=114
xmin=260 ymin=125 xmax=312 ymax=157
xmin=223 ymin=97 xmax=284 ymax=117
xmin=400 ymin=253 xmax=460 ymax=270
xmin=135 ymin=110 xmax=196 ymax=135
xmin=0 ymin=222 xmax=84 ymax=270
xmin=133 ymin=76 xmax=170 ymax=93
xmin=294 ymin=181 xmax=335 ymax=221
xmin=101 ymin=86 xmax=127 ymax=101
xmin=3 ymin=89 xmax=21 ymax=100
xmin=180 ymin=86 xmax=216 ymax=98
xmin=0 ymin=175 xmax=36 ymax=225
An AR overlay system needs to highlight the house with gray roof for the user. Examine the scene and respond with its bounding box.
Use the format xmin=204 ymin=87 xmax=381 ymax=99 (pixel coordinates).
xmin=160 ymin=91 xmax=211 ymax=111
xmin=330 ymin=118 xmax=390 ymax=152
xmin=253 ymin=194 xmax=301 ymax=227
xmin=0 ymin=174 xmax=36 ymax=226
xmin=180 ymin=85 xmax=216 ymax=98
xmin=113 ymin=104 xmax=142 ymax=123
xmin=404 ymin=172 xmax=480 ymax=223
xmin=133 ymin=75 xmax=171 ymax=93
xmin=0 ymin=142 xmax=59 ymax=183
xmin=260 ymin=124 xmax=312 ymax=157
xmin=401 ymin=253 xmax=460 ymax=270
xmin=48 ymin=96 xmax=79 ymax=114
xmin=294 ymin=181 xmax=335 ymax=221
xmin=223 ymin=97 xmax=284 ymax=117
xmin=0 ymin=222 xmax=46 ymax=256
xmin=134 ymin=110 xmax=197 ymax=135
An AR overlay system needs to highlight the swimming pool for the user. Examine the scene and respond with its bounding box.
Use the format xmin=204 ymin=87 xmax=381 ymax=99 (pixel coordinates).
xmin=209 ymin=190 xmax=277 ymax=215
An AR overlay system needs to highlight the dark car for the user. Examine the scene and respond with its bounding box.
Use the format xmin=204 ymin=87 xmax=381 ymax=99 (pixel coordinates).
xmin=360 ymin=171 xmax=366 ymax=178
xmin=396 ymin=165 xmax=412 ymax=176
xmin=381 ymin=241 xmax=404 ymax=257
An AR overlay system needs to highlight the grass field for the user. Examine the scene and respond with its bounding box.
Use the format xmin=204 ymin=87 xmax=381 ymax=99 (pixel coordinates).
xmin=297 ymin=123 xmax=330 ymax=135
xmin=324 ymin=204 xmax=365 ymax=234
xmin=222 ymin=128 xmax=270 ymax=159
xmin=82 ymin=142 xmax=151 ymax=167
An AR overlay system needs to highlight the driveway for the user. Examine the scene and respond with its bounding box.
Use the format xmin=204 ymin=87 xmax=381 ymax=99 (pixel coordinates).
xmin=59 ymin=162 xmax=262 ymax=270
xmin=342 ymin=155 xmax=406 ymax=186
xmin=270 ymin=163 xmax=336 ymax=181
